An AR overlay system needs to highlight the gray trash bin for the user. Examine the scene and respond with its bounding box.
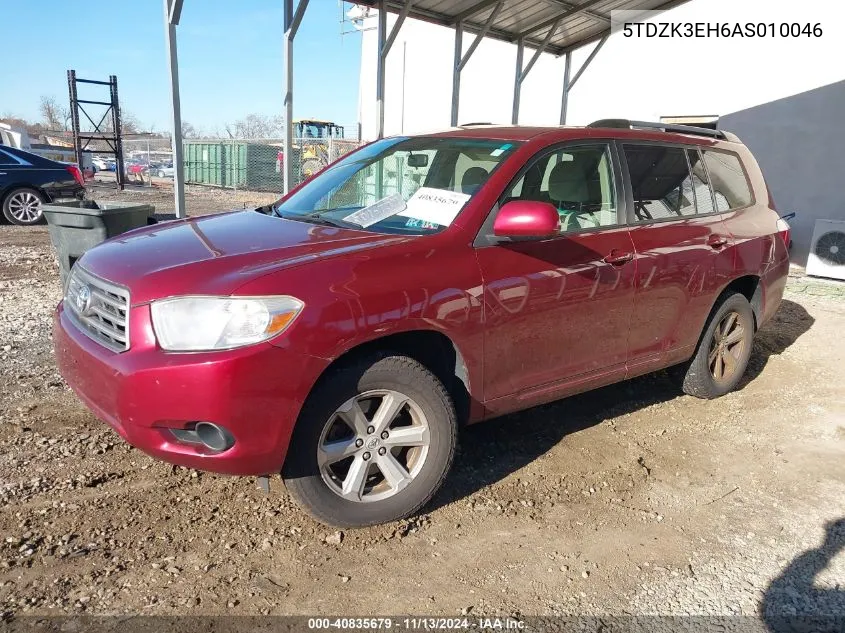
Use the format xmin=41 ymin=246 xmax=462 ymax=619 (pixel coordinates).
xmin=42 ymin=200 xmax=155 ymax=284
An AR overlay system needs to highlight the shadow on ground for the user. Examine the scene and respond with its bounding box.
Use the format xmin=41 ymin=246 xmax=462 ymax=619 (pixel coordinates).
xmin=741 ymin=299 xmax=815 ymax=387
xmin=431 ymin=299 xmax=814 ymax=510
xmin=762 ymin=517 xmax=845 ymax=632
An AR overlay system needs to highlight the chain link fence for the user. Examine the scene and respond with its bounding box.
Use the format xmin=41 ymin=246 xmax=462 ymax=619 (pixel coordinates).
xmin=103 ymin=135 xmax=364 ymax=194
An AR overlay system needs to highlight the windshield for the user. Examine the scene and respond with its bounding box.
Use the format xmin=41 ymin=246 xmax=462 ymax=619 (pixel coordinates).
xmin=274 ymin=136 xmax=519 ymax=235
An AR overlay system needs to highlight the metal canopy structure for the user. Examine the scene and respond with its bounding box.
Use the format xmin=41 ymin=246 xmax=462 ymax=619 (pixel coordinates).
xmin=353 ymin=0 xmax=691 ymax=131
xmin=164 ymin=0 xmax=693 ymax=208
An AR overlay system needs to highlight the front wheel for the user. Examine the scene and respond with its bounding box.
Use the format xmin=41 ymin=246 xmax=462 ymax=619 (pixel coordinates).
xmin=679 ymin=292 xmax=755 ymax=399
xmin=3 ymin=188 xmax=45 ymax=225
xmin=283 ymin=354 xmax=457 ymax=528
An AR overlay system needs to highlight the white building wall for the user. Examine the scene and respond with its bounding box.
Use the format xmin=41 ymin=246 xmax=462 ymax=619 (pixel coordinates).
xmin=357 ymin=0 xmax=845 ymax=140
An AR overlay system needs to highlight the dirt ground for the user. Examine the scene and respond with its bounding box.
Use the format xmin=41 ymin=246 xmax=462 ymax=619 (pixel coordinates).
xmin=1 ymin=185 xmax=843 ymax=621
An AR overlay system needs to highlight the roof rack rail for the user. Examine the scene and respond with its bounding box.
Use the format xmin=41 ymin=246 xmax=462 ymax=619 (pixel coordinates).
xmin=587 ymin=119 xmax=737 ymax=141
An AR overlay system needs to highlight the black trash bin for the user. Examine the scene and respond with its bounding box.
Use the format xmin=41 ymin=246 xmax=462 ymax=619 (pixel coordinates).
xmin=42 ymin=200 xmax=155 ymax=284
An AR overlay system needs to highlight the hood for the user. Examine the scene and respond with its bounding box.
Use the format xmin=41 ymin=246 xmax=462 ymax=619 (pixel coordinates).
xmin=78 ymin=210 xmax=403 ymax=304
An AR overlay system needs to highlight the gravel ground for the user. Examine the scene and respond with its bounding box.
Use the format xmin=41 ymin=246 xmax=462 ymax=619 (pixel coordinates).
xmin=0 ymin=187 xmax=843 ymax=622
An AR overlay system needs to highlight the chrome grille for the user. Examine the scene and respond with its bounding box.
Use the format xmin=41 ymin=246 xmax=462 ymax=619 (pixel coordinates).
xmin=64 ymin=266 xmax=130 ymax=352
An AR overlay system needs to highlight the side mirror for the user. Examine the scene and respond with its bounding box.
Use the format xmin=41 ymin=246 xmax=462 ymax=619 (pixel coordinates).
xmin=493 ymin=200 xmax=559 ymax=239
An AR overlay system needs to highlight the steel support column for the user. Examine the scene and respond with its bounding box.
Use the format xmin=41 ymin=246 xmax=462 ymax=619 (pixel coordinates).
xmin=376 ymin=1 xmax=387 ymax=138
xmin=511 ymin=39 xmax=524 ymax=124
xmin=559 ymin=34 xmax=607 ymax=125
xmin=450 ymin=23 xmax=463 ymax=127
xmin=376 ymin=0 xmax=413 ymax=138
xmin=282 ymin=0 xmax=309 ymax=194
xmin=164 ymin=0 xmax=185 ymax=218
xmin=560 ymin=52 xmax=571 ymax=125
xmin=451 ymin=0 xmax=503 ymax=127
xmin=512 ymin=15 xmax=560 ymax=125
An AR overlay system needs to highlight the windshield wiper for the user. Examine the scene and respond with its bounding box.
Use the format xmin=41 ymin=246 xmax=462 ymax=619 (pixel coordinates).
xmin=276 ymin=208 xmax=362 ymax=229
xmin=299 ymin=205 xmax=363 ymax=218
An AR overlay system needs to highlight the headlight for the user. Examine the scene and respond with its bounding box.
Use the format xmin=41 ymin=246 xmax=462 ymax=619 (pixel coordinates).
xmin=150 ymin=296 xmax=304 ymax=351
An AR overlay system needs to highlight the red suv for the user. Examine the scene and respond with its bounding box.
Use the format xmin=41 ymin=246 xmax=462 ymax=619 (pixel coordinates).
xmin=54 ymin=120 xmax=789 ymax=527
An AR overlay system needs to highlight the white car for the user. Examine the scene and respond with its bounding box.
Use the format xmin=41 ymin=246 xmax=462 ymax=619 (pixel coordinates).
xmin=92 ymin=157 xmax=109 ymax=171
xmin=155 ymin=164 xmax=174 ymax=178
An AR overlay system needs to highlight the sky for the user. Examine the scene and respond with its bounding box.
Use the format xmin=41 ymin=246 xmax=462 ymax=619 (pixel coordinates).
xmin=1 ymin=0 xmax=363 ymax=134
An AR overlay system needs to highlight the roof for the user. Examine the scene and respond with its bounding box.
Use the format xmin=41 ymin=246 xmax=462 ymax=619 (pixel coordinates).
xmin=351 ymin=0 xmax=692 ymax=56
xmin=293 ymin=119 xmax=341 ymax=125
xmin=418 ymin=123 xmax=741 ymax=146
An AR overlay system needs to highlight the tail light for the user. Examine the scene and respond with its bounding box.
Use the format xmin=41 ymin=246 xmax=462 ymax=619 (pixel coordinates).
xmin=66 ymin=165 xmax=85 ymax=187
xmin=777 ymin=213 xmax=794 ymax=250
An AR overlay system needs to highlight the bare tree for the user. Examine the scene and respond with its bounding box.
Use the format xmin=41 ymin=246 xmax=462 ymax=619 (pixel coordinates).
xmin=95 ymin=108 xmax=141 ymax=135
xmin=39 ymin=96 xmax=66 ymax=130
xmin=119 ymin=109 xmax=141 ymax=134
xmin=181 ymin=120 xmax=197 ymax=138
xmin=224 ymin=114 xmax=281 ymax=139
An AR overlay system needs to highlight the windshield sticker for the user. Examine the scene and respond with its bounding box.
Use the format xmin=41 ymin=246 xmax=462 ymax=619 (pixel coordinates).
xmin=404 ymin=217 xmax=440 ymax=230
xmin=398 ymin=187 xmax=471 ymax=227
xmin=490 ymin=143 xmax=513 ymax=157
xmin=343 ymin=193 xmax=407 ymax=228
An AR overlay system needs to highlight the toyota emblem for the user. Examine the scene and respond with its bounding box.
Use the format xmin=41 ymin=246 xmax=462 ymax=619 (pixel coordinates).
xmin=75 ymin=284 xmax=92 ymax=315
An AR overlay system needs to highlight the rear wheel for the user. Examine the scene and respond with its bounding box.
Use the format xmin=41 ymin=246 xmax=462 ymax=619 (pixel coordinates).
xmin=680 ymin=292 xmax=755 ymax=399
xmin=283 ymin=354 xmax=457 ymax=528
xmin=3 ymin=188 xmax=45 ymax=225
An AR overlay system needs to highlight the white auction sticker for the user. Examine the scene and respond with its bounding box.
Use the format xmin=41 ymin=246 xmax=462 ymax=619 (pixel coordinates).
xmin=399 ymin=187 xmax=471 ymax=227
xmin=343 ymin=193 xmax=407 ymax=228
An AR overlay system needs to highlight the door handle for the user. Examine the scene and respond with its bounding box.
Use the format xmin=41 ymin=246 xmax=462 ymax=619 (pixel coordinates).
xmin=707 ymin=235 xmax=729 ymax=249
xmin=603 ymin=250 xmax=634 ymax=266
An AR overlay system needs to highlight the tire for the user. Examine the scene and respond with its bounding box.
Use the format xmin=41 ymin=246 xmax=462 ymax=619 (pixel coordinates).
xmin=2 ymin=188 xmax=46 ymax=225
xmin=283 ymin=354 xmax=457 ymax=528
xmin=680 ymin=292 xmax=755 ymax=399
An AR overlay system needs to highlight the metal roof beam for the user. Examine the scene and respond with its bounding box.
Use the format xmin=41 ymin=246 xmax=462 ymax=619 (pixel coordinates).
xmin=359 ymin=1 xmax=565 ymax=55
xmin=450 ymin=0 xmax=501 ymax=24
xmin=458 ymin=0 xmax=504 ymax=70
xmin=544 ymin=0 xmax=610 ymax=25
xmin=167 ymin=0 xmax=183 ymax=25
xmin=568 ymin=33 xmax=607 ymax=88
xmin=519 ymin=17 xmax=561 ymax=81
xmin=286 ymin=0 xmax=309 ymax=38
xmin=452 ymin=0 xmax=504 ymax=126
xmin=382 ymin=0 xmax=414 ymax=57
xmin=518 ymin=0 xmax=609 ymax=38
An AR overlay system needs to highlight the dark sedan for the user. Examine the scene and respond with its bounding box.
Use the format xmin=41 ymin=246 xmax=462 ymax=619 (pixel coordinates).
xmin=0 ymin=146 xmax=85 ymax=225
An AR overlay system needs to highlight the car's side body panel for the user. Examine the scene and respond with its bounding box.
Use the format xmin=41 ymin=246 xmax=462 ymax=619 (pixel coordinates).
xmin=475 ymin=226 xmax=636 ymax=417
xmin=0 ymin=146 xmax=85 ymax=205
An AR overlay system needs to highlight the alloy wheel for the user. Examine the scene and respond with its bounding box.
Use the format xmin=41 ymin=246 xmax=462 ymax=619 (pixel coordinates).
xmin=7 ymin=191 xmax=42 ymax=223
xmin=708 ymin=311 xmax=747 ymax=383
xmin=318 ymin=389 xmax=431 ymax=503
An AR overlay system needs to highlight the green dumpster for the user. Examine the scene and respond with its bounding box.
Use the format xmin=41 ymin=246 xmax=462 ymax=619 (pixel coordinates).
xmin=42 ymin=200 xmax=155 ymax=284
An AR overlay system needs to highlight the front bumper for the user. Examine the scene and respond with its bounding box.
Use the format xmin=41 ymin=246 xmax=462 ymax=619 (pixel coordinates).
xmin=53 ymin=301 xmax=327 ymax=476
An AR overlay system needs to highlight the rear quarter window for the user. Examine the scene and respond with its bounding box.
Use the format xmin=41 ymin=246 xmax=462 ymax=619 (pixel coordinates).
xmin=701 ymin=150 xmax=753 ymax=211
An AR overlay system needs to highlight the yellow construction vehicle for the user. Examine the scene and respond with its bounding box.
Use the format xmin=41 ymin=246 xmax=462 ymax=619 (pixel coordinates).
xmin=293 ymin=119 xmax=345 ymax=177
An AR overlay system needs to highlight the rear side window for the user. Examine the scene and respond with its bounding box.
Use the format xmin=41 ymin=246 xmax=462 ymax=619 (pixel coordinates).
xmin=0 ymin=150 xmax=17 ymax=165
xmin=700 ymin=150 xmax=753 ymax=211
xmin=687 ymin=149 xmax=716 ymax=214
xmin=623 ymin=145 xmax=696 ymax=221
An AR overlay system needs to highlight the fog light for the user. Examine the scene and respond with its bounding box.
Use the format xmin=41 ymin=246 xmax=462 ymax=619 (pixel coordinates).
xmin=195 ymin=422 xmax=235 ymax=452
